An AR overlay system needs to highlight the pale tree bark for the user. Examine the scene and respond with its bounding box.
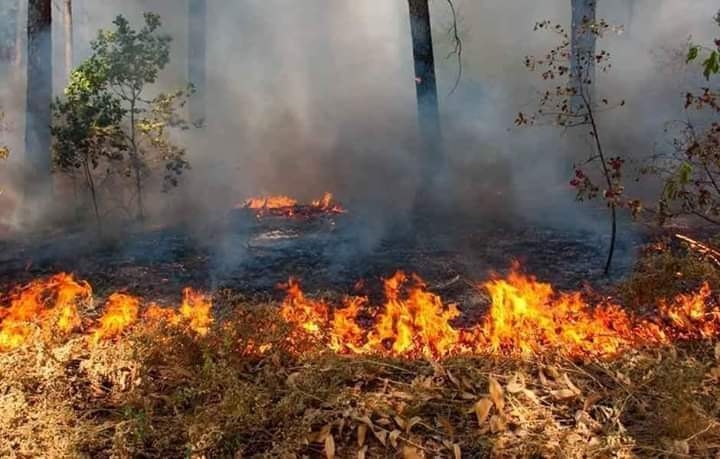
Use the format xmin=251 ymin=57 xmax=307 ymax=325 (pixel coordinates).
xmin=25 ymin=0 xmax=53 ymax=200
xmin=63 ymin=0 xmax=73 ymax=81
xmin=407 ymin=0 xmax=442 ymax=175
xmin=570 ymin=0 xmax=596 ymax=111
xmin=0 ymin=0 xmax=19 ymax=66
xmin=188 ymin=0 xmax=207 ymax=126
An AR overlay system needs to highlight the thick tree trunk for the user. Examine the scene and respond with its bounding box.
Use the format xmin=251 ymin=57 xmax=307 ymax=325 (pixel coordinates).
xmin=63 ymin=0 xmax=73 ymax=81
xmin=570 ymin=0 xmax=596 ymax=111
xmin=188 ymin=0 xmax=207 ymax=126
xmin=25 ymin=0 xmax=53 ymax=200
xmin=407 ymin=0 xmax=441 ymax=175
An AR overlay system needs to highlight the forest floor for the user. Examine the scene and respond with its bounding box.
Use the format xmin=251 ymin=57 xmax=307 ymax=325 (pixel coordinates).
xmin=1 ymin=213 xmax=719 ymax=457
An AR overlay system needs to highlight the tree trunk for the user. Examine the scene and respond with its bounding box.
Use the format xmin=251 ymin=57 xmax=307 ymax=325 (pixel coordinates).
xmin=188 ymin=0 xmax=207 ymax=126
xmin=63 ymin=0 xmax=73 ymax=81
xmin=25 ymin=0 xmax=53 ymax=200
xmin=570 ymin=0 xmax=596 ymax=111
xmin=0 ymin=0 xmax=19 ymax=65
xmin=407 ymin=0 xmax=442 ymax=177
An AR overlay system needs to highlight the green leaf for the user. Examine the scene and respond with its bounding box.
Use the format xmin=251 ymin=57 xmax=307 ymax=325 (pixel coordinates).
xmin=702 ymin=51 xmax=719 ymax=80
xmin=687 ymin=45 xmax=700 ymax=63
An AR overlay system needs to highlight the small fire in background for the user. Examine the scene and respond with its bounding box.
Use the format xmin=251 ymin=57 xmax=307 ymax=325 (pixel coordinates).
xmin=236 ymin=192 xmax=346 ymax=218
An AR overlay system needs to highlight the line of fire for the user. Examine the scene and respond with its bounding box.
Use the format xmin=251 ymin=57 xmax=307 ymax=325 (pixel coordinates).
xmin=0 ymin=1 xmax=719 ymax=458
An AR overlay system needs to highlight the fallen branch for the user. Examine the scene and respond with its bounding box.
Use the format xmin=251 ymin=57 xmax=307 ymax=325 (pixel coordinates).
xmin=675 ymin=233 xmax=720 ymax=267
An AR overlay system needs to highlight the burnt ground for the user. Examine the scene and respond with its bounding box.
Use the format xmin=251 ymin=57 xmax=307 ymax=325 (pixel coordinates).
xmin=0 ymin=209 xmax=645 ymax=312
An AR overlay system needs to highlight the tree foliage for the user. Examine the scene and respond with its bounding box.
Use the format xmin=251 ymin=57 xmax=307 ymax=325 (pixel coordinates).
xmin=650 ymin=10 xmax=720 ymax=225
xmin=516 ymin=18 xmax=633 ymax=274
xmin=52 ymin=13 xmax=193 ymax=227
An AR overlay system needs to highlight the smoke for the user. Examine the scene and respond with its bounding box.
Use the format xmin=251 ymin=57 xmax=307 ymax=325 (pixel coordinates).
xmin=1 ymin=0 xmax=719 ymax=254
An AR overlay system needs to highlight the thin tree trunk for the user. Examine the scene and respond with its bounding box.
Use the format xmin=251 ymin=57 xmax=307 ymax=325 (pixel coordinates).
xmin=570 ymin=0 xmax=596 ymax=112
xmin=129 ymin=95 xmax=144 ymax=222
xmin=188 ymin=0 xmax=207 ymax=126
xmin=62 ymin=0 xmax=73 ymax=81
xmin=407 ymin=0 xmax=442 ymax=177
xmin=25 ymin=0 xmax=53 ymax=201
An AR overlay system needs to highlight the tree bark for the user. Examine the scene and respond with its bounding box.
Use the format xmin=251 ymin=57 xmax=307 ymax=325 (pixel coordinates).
xmin=0 ymin=0 xmax=19 ymax=65
xmin=188 ymin=0 xmax=207 ymax=126
xmin=63 ymin=0 xmax=73 ymax=81
xmin=407 ymin=0 xmax=442 ymax=175
xmin=25 ymin=0 xmax=53 ymax=200
xmin=570 ymin=0 xmax=596 ymax=111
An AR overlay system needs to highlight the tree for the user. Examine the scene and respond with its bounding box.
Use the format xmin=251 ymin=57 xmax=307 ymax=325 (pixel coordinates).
xmin=0 ymin=0 xmax=19 ymax=66
xmin=25 ymin=0 xmax=53 ymax=201
xmin=517 ymin=19 xmax=636 ymax=275
xmin=62 ymin=0 xmax=73 ymax=82
xmin=188 ymin=0 xmax=207 ymax=127
xmin=407 ymin=0 xmax=442 ymax=176
xmin=570 ymin=0 xmax=596 ymax=111
xmin=52 ymin=13 xmax=194 ymax=226
xmin=650 ymin=11 xmax=720 ymax=225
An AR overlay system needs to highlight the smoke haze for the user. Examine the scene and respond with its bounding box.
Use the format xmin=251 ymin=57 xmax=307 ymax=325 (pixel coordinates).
xmin=1 ymin=0 xmax=718 ymax=241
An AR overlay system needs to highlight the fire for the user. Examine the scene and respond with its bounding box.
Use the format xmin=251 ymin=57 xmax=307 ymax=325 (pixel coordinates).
xmin=237 ymin=192 xmax=346 ymax=218
xmin=279 ymin=266 xmax=720 ymax=359
xmin=0 ymin=264 xmax=717 ymax=359
xmin=92 ymin=293 xmax=140 ymax=342
xmin=0 ymin=273 xmax=90 ymax=351
xmin=241 ymin=195 xmax=298 ymax=210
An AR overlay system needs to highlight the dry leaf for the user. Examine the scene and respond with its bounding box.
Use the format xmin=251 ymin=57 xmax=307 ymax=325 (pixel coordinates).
xmin=474 ymin=398 xmax=493 ymax=425
xmin=373 ymin=428 xmax=388 ymax=446
xmin=324 ymin=434 xmax=335 ymax=459
xmin=583 ymin=393 xmax=603 ymax=411
xmin=715 ymin=342 xmax=720 ymax=361
xmin=389 ymin=429 xmax=402 ymax=448
xmin=453 ymin=443 xmax=462 ymax=459
xmin=357 ymin=445 xmax=368 ymax=459
xmin=394 ymin=416 xmax=406 ymax=430
xmin=506 ymin=373 xmax=525 ymax=394
xmin=357 ymin=423 xmax=367 ymax=447
xmin=405 ymin=416 xmax=422 ymax=434
xmin=402 ymin=446 xmax=423 ymax=459
xmin=488 ymin=377 xmax=505 ymax=412
xmin=562 ymin=373 xmax=582 ymax=395
xmin=489 ymin=414 xmax=508 ymax=433
xmin=522 ymin=389 xmax=540 ymax=404
xmin=551 ymin=389 xmax=579 ymax=401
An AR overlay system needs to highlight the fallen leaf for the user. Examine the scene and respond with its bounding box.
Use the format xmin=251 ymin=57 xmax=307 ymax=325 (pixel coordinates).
xmin=715 ymin=342 xmax=720 ymax=361
xmin=506 ymin=373 xmax=525 ymax=394
xmin=551 ymin=389 xmax=579 ymax=401
xmin=453 ymin=443 xmax=462 ymax=459
xmin=489 ymin=414 xmax=508 ymax=433
xmin=475 ymin=398 xmax=494 ymax=425
xmin=402 ymin=446 xmax=423 ymax=459
xmin=357 ymin=445 xmax=368 ymax=459
xmin=324 ymin=434 xmax=335 ymax=459
xmin=389 ymin=429 xmax=402 ymax=448
xmin=357 ymin=423 xmax=367 ymax=447
xmin=583 ymin=393 xmax=603 ymax=411
xmin=488 ymin=377 xmax=505 ymax=412
xmin=373 ymin=428 xmax=388 ymax=446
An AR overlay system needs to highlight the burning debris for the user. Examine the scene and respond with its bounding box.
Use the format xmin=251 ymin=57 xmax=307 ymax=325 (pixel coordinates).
xmin=1 ymin=264 xmax=718 ymax=358
xmin=236 ymin=192 xmax=346 ymax=219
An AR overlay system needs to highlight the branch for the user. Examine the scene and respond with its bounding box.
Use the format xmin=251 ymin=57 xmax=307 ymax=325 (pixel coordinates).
xmin=444 ymin=0 xmax=463 ymax=95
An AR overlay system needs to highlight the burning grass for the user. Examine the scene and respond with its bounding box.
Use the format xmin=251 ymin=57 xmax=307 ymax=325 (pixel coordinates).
xmin=1 ymin=263 xmax=719 ymax=457
xmin=236 ymin=192 xmax=346 ymax=219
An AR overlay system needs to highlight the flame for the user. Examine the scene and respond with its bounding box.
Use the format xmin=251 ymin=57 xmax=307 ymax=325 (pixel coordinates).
xmin=176 ymin=288 xmax=213 ymax=336
xmin=0 ymin=273 xmax=90 ymax=351
xmin=1 ymin=264 xmax=718 ymax=359
xmin=92 ymin=293 xmax=140 ymax=343
xmin=237 ymin=192 xmax=346 ymax=218
xmin=242 ymin=195 xmax=298 ymax=210
xmin=279 ymin=266 xmax=720 ymax=359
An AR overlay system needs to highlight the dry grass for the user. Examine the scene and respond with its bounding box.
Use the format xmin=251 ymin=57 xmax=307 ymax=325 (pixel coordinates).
xmin=2 ymin=242 xmax=720 ymax=458
xmin=1 ymin=303 xmax=719 ymax=458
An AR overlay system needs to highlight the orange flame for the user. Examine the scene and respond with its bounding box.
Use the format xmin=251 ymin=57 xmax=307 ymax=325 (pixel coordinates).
xmin=1 ymin=264 xmax=717 ymax=359
xmin=237 ymin=192 xmax=346 ymax=218
xmin=92 ymin=293 xmax=140 ymax=343
xmin=0 ymin=273 xmax=90 ymax=351
xmin=279 ymin=266 xmax=720 ymax=359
